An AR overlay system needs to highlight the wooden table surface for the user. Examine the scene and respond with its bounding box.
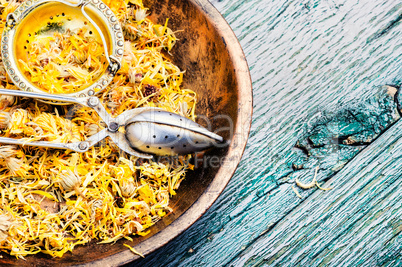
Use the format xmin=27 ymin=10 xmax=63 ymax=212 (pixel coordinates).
xmin=134 ymin=0 xmax=402 ymax=266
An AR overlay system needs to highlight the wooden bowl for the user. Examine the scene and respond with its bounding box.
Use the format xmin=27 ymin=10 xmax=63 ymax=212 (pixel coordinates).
xmin=0 ymin=0 xmax=252 ymax=265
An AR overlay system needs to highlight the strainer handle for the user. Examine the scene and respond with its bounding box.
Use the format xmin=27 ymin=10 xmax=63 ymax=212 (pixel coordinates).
xmin=0 ymin=88 xmax=112 ymax=128
xmin=0 ymin=130 xmax=107 ymax=153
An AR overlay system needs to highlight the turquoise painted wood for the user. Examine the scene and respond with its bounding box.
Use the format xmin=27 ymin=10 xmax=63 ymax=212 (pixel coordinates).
xmin=233 ymin=119 xmax=402 ymax=266
xmin=134 ymin=0 xmax=402 ymax=266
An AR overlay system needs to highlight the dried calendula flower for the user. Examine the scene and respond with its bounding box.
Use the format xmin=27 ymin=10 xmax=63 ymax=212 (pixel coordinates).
xmin=9 ymin=109 xmax=29 ymax=134
xmin=123 ymin=23 xmax=141 ymax=41
xmin=87 ymin=123 xmax=101 ymax=136
xmin=0 ymin=146 xmax=29 ymax=176
xmin=0 ymin=111 xmax=10 ymax=129
xmin=135 ymin=8 xmax=148 ymax=22
xmin=25 ymin=122 xmax=44 ymax=136
xmin=0 ymin=214 xmax=14 ymax=244
xmin=0 ymin=95 xmax=15 ymax=108
xmin=6 ymin=157 xmax=29 ymax=176
xmin=59 ymin=169 xmax=85 ymax=198
xmin=128 ymin=68 xmax=143 ymax=83
xmin=0 ymin=145 xmax=17 ymax=159
xmin=125 ymin=220 xmax=143 ymax=234
xmin=143 ymin=84 xmax=159 ymax=98
xmin=47 ymin=235 xmax=64 ymax=249
xmin=156 ymin=190 xmax=169 ymax=203
xmin=91 ymin=199 xmax=104 ymax=221
xmin=115 ymin=215 xmax=125 ymax=226
xmin=120 ymin=178 xmax=137 ymax=198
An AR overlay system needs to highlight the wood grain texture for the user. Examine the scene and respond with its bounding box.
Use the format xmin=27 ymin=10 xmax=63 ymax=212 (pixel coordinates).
xmin=232 ymin=119 xmax=402 ymax=267
xmin=277 ymin=85 xmax=399 ymax=187
xmin=134 ymin=0 xmax=402 ymax=266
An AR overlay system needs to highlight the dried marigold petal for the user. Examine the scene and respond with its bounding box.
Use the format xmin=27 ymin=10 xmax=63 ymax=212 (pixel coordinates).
xmin=0 ymin=111 xmax=11 ymax=129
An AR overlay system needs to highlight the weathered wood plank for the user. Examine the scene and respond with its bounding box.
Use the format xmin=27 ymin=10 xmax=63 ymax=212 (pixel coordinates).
xmin=230 ymin=119 xmax=402 ymax=267
xmin=279 ymin=85 xmax=399 ymax=186
xmin=134 ymin=0 xmax=402 ymax=266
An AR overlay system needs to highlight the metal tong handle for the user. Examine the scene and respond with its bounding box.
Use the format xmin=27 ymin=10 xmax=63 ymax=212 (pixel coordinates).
xmin=0 ymin=88 xmax=153 ymax=159
xmin=0 ymin=88 xmax=111 ymax=124
xmin=75 ymin=0 xmax=114 ymax=68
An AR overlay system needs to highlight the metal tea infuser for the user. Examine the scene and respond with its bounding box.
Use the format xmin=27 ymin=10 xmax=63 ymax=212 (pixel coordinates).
xmin=0 ymin=0 xmax=223 ymax=159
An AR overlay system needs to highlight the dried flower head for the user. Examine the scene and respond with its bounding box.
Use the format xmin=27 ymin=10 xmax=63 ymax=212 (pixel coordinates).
xmin=115 ymin=215 xmax=125 ymax=226
xmin=128 ymin=69 xmax=142 ymax=84
xmin=0 ymin=95 xmax=15 ymax=108
xmin=0 ymin=146 xmax=29 ymax=176
xmin=25 ymin=122 xmax=44 ymax=136
xmin=9 ymin=109 xmax=29 ymax=134
xmin=6 ymin=157 xmax=26 ymax=176
xmin=125 ymin=220 xmax=143 ymax=235
xmin=0 ymin=145 xmax=16 ymax=159
xmin=135 ymin=8 xmax=148 ymax=22
xmin=143 ymin=84 xmax=159 ymax=100
xmin=87 ymin=124 xmax=100 ymax=136
xmin=91 ymin=199 xmax=104 ymax=221
xmin=156 ymin=191 xmax=169 ymax=203
xmin=59 ymin=169 xmax=79 ymax=191
xmin=120 ymin=179 xmax=136 ymax=198
xmin=59 ymin=169 xmax=85 ymax=198
xmin=0 ymin=214 xmax=14 ymax=243
xmin=0 ymin=111 xmax=11 ymax=130
xmin=47 ymin=236 xmax=63 ymax=249
xmin=123 ymin=23 xmax=141 ymax=41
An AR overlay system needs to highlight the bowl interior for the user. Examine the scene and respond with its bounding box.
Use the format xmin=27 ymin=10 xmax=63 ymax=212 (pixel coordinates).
xmin=0 ymin=0 xmax=248 ymax=265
